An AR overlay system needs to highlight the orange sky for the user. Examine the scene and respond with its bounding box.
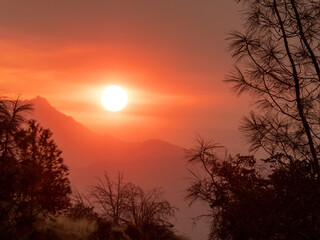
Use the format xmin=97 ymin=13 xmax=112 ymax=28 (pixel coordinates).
xmin=0 ymin=0 xmax=251 ymax=151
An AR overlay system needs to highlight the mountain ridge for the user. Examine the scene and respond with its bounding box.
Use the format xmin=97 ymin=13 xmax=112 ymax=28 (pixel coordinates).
xmin=26 ymin=96 xmax=207 ymax=240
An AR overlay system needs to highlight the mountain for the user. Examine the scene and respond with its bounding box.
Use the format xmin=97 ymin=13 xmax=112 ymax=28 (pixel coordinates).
xmin=28 ymin=96 xmax=208 ymax=240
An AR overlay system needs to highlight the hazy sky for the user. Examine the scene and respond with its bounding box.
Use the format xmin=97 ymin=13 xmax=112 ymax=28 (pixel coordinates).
xmin=0 ymin=0 xmax=251 ymax=150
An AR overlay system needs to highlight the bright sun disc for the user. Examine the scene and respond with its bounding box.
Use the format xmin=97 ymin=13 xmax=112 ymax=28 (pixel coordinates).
xmin=101 ymin=86 xmax=128 ymax=111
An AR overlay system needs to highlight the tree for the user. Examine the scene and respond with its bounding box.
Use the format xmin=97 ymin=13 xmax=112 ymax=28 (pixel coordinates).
xmin=0 ymin=98 xmax=34 ymax=238
xmin=125 ymin=184 xmax=175 ymax=230
xmin=0 ymin=97 xmax=71 ymax=239
xmin=226 ymin=0 xmax=320 ymax=173
xmin=186 ymin=1 xmax=320 ymax=238
xmin=186 ymin=138 xmax=320 ymax=239
xmin=185 ymin=138 xmax=270 ymax=240
xmin=17 ymin=120 xmax=71 ymax=214
xmin=224 ymin=1 xmax=320 ymax=236
xmin=90 ymin=172 xmax=131 ymax=225
xmin=90 ymin=172 xmax=176 ymax=238
xmin=0 ymin=97 xmax=33 ymax=161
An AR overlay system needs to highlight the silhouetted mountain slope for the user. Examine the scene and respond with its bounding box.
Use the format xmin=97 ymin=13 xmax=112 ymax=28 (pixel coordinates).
xmin=27 ymin=96 xmax=207 ymax=240
xmin=29 ymin=97 xmax=186 ymax=178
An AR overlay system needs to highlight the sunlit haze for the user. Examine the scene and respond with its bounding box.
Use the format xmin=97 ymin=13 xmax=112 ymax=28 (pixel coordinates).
xmin=0 ymin=0 xmax=249 ymax=151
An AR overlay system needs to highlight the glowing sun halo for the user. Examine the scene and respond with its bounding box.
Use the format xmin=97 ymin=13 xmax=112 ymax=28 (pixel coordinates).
xmin=101 ymin=86 xmax=128 ymax=111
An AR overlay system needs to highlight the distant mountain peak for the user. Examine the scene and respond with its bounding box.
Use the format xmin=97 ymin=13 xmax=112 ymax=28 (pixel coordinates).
xmin=27 ymin=96 xmax=95 ymax=136
xmin=32 ymin=95 xmax=52 ymax=106
xmin=34 ymin=95 xmax=48 ymax=101
xmin=30 ymin=96 xmax=60 ymax=114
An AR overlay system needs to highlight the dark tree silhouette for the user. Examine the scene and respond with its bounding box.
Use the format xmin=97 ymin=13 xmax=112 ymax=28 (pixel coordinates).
xmin=0 ymin=97 xmax=33 ymax=161
xmin=90 ymin=172 xmax=131 ymax=225
xmin=125 ymin=184 xmax=175 ymax=230
xmin=226 ymin=0 xmax=320 ymax=172
xmin=186 ymin=138 xmax=320 ymax=239
xmin=90 ymin=172 xmax=176 ymax=238
xmin=185 ymin=138 xmax=270 ymax=240
xmin=17 ymin=120 xmax=71 ymax=213
xmin=0 ymin=97 xmax=71 ymax=239
xmin=224 ymin=1 xmax=320 ymax=236
xmin=186 ymin=0 xmax=320 ymax=239
xmin=0 ymin=98 xmax=34 ymax=238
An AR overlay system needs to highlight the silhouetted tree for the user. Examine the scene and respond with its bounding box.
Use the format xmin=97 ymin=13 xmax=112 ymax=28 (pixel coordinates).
xmin=187 ymin=0 xmax=320 ymax=239
xmin=186 ymin=0 xmax=320 ymax=239
xmin=0 ymin=97 xmax=71 ymax=239
xmin=17 ymin=120 xmax=71 ymax=213
xmin=186 ymin=137 xmax=320 ymax=239
xmin=0 ymin=97 xmax=33 ymax=161
xmin=226 ymin=0 xmax=320 ymax=172
xmin=91 ymin=172 xmax=131 ymax=225
xmin=125 ymin=184 xmax=175 ymax=230
xmin=224 ymin=0 xmax=320 ymax=237
xmin=90 ymin=172 xmax=176 ymax=239
xmin=0 ymin=98 xmax=34 ymax=238
xmin=186 ymin=138 xmax=268 ymax=239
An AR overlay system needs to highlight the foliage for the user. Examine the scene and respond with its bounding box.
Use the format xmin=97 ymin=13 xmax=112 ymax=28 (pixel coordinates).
xmin=17 ymin=120 xmax=71 ymax=213
xmin=0 ymin=97 xmax=71 ymax=239
xmin=186 ymin=138 xmax=320 ymax=239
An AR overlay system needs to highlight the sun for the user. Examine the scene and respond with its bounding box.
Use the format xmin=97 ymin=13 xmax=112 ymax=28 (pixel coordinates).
xmin=101 ymin=86 xmax=128 ymax=111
